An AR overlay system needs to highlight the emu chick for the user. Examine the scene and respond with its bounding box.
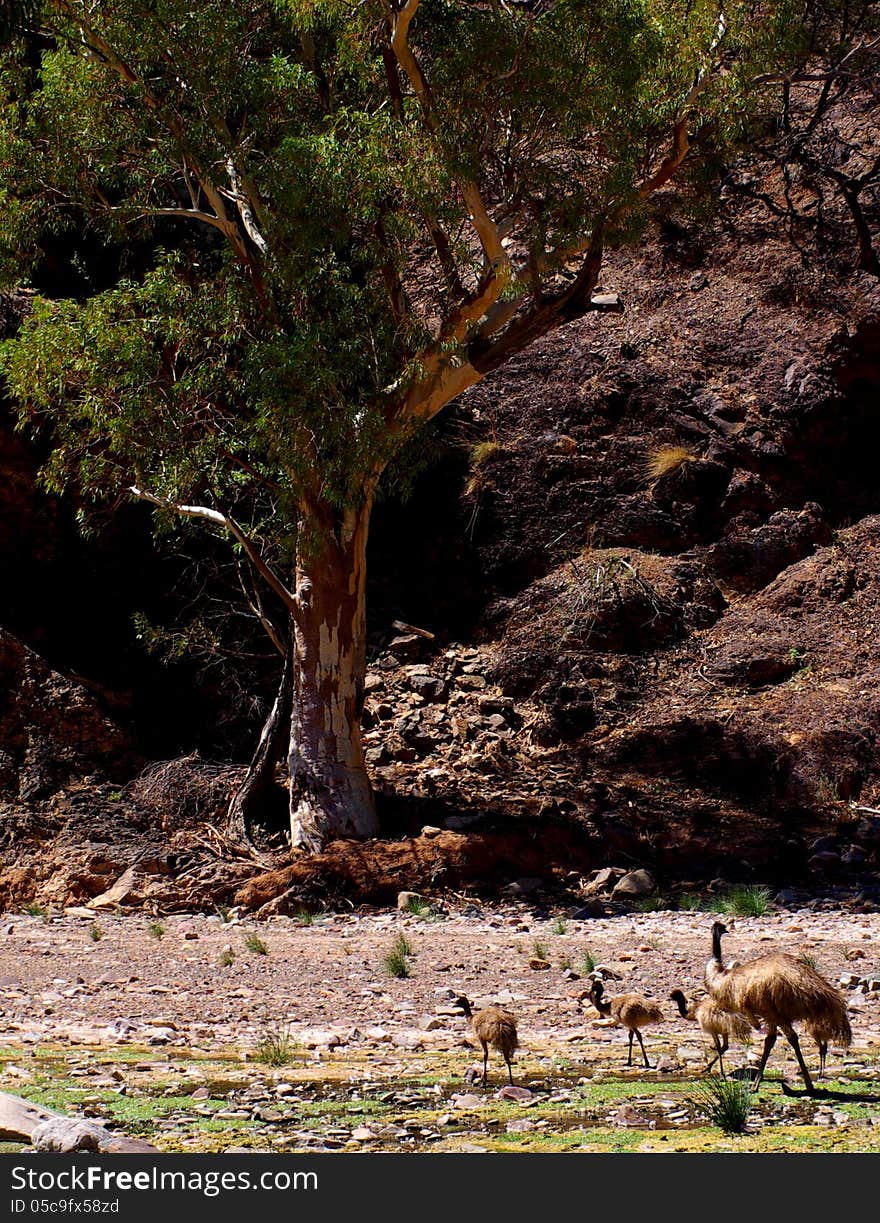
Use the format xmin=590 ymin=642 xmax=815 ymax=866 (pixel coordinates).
xmin=453 ymin=995 xmax=518 ymax=1086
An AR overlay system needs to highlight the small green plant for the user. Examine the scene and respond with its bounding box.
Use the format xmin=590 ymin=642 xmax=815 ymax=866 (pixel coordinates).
xmin=532 ymin=938 xmax=549 ymax=962
xmin=215 ymin=904 xmax=234 ymax=923
xmin=244 ymin=933 xmax=269 ymax=956
xmin=403 ymin=895 xmax=432 ymax=917
xmin=148 ymin=921 xmax=165 ymax=940
xmin=551 ymin=917 xmax=567 ymax=935
xmin=108 ymin=790 xmax=123 ymax=801
xmin=294 ymin=909 xmax=315 ymax=926
xmin=384 ymin=934 xmax=413 ymax=979
xmin=254 ymin=1025 xmax=296 ymax=1067
xmin=580 ymin=950 xmax=597 ymax=974
xmin=678 ymin=893 xmax=706 ymax=911
xmin=219 ymin=947 xmax=235 ymax=967
xmin=717 ymin=885 xmax=772 ymax=918
xmin=559 ymin=953 xmax=573 ymax=971
xmin=23 ymin=903 xmax=47 ymax=919
xmin=690 ymin=1076 xmax=754 ymax=1135
xmin=634 ymin=896 xmax=666 ymax=913
xmin=88 ymin=923 xmax=103 ymax=942
xmin=799 ymin=952 xmax=820 ymax=972
xmin=815 ymin=774 xmax=841 ymax=805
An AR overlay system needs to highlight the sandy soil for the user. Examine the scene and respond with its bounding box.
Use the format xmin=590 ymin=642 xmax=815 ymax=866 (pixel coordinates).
xmin=2 ymin=905 xmax=878 ymax=1055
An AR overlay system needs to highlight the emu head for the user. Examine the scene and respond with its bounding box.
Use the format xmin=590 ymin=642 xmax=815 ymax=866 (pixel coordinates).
xmin=452 ymin=995 xmax=472 ymax=1018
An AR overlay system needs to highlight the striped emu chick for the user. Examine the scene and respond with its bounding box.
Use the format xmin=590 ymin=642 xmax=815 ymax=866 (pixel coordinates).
xmin=704 ymin=921 xmax=852 ymax=1092
xmin=670 ymin=988 xmax=752 ymax=1078
xmin=453 ymin=996 xmax=518 ymax=1086
xmin=589 ymin=980 xmax=664 ymax=1069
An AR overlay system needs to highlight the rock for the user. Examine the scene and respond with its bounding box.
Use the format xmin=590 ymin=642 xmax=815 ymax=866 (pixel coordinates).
xmin=87 ymin=867 xmax=139 ymax=910
xmin=611 ymin=869 xmax=656 ymax=899
xmin=30 ymin=1120 xmax=103 ymax=1152
xmin=105 ymin=1018 xmax=136 ymax=1038
xmin=191 ymin=1087 xmax=210 ymax=1100
xmin=497 ymin=1086 xmax=533 ymax=1103
xmin=839 ymin=973 xmax=861 ymax=989
xmin=421 ymin=825 xmax=443 ymax=838
xmin=419 ymin=1016 xmax=444 ymax=1031
xmin=453 ymin=1093 xmax=484 ymax=1109
xmin=351 ymin=1126 xmax=376 ymax=1142
xmin=146 ymin=1027 xmax=177 ymax=1045
xmin=397 ymin=891 xmax=423 ymax=911
xmin=569 ymin=900 xmax=606 ymax=919
xmin=504 ymin=877 xmax=543 ymax=897
xmin=689 ymin=271 xmax=709 ymax=291
xmin=406 ymin=672 xmax=447 ymax=701
xmin=612 ymin=1103 xmax=652 ymax=1128
xmin=506 ymin=1118 xmax=535 ymax=1133
xmin=584 ymin=867 xmax=623 ymax=896
xmin=528 ymin=958 xmax=551 ymax=971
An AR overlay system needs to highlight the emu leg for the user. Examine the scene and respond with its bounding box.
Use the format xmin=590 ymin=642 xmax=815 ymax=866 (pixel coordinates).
xmin=481 ymin=1042 xmax=489 ymax=1088
xmin=818 ymin=1041 xmax=827 ymax=1079
xmin=717 ymin=1035 xmax=729 ymax=1079
xmin=781 ymin=1024 xmax=814 ymax=1094
xmin=635 ymin=1029 xmax=651 ymax=1070
xmin=505 ymin=1055 xmax=514 ymax=1086
xmin=753 ymin=1029 xmax=778 ymax=1091
xmin=627 ymin=1030 xmax=634 ymax=1066
xmin=703 ymin=1036 xmax=721 ymax=1075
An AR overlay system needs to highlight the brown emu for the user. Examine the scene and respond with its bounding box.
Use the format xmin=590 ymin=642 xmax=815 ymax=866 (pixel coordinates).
xmin=670 ymin=988 xmax=751 ymax=1078
xmin=452 ymin=996 xmax=518 ymax=1087
xmin=589 ymin=979 xmax=664 ymax=1069
xmin=704 ymin=921 xmax=852 ymax=1093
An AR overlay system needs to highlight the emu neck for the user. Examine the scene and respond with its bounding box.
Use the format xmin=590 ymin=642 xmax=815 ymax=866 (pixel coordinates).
xmin=591 ymin=991 xmax=611 ymax=1017
xmin=459 ymin=1000 xmax=473 ymax=1020
xmin=711 ymin=926 xmax=725 ymax=966
xmin=672 ymin=992 xmax=689 ymax=1019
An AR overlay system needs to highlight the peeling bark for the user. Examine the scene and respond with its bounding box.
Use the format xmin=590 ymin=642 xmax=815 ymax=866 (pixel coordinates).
xmin=289 ymin=498 xmax=378 ymax=851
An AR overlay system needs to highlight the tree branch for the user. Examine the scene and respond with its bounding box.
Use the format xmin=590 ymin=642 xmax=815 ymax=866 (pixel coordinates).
xmin=129 ymin=483 xmax=300 ymax=617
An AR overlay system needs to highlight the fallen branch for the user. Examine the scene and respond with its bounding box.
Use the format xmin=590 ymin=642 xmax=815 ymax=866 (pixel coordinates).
xmin=0 ymin=1090 xmax=158 ymax=1152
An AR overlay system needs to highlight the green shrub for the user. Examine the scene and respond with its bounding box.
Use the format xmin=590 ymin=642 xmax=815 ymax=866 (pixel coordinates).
xmin=691 ymin=1076 xmax=754 ymax=1135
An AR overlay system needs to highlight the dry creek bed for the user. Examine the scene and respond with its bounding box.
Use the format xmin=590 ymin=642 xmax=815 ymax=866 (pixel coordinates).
xmin=1 ymin=905 xmax=879 ymax=1153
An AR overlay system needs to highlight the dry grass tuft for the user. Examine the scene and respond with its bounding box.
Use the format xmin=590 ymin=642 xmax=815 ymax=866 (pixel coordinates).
xmin=643 ymin=445 xmax=695 ymax=483
xmin=126 ymin=753 xmax=240 ymax=829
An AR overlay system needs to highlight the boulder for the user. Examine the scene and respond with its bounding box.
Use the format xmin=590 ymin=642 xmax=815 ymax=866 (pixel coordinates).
xmin=611 ymin=869 xmax=656 ymax=899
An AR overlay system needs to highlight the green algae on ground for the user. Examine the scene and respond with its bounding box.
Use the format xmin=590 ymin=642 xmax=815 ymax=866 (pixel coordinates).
xmin=2 ymin=1040 xmax=879 ymax=1154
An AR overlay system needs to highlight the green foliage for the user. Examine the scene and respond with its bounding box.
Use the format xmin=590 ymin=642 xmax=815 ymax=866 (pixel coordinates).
xmin=580 ymin=950 xmax=597 ymax=975
xmin=633 ymin=896 xmax=667 ymax=913
xmin=715 ymin=885 xmax=773 ymax=917
xmin=254 ymin=1025 xmax=297 ymax=1067
xmin=244 ymin=932 xmax=269 ymax=955
xmin=219 ymin=947 xmax=235 ymax=967
xmin=88 ymin=923 xmax=103 ymax=942
xmin=148 ymin=921 xmax=165 ymax=940
xmin=0 ymin=0 xmax=807 ymax=554
xmin=690 ymin=1076 xmax=754 ymax=1135
xmin=384 ymin=933 xmax=414 ymax=978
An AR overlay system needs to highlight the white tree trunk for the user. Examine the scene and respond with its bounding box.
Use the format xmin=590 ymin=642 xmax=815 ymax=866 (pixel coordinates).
xmin=289 ymin=498 xmax=378 ymax=851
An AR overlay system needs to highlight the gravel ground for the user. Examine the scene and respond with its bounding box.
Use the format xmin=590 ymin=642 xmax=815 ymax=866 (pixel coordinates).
xmin=2 ymin=905 xmax=878 ymax=1057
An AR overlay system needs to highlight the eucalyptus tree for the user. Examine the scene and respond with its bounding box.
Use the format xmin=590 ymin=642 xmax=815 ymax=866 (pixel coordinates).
xmin=0 ymin=0 xmax=804 ymax=850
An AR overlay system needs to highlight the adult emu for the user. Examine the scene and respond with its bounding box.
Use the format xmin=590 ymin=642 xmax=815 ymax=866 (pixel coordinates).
xmin=704 ymin=921 xmax=851 ymax=1092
